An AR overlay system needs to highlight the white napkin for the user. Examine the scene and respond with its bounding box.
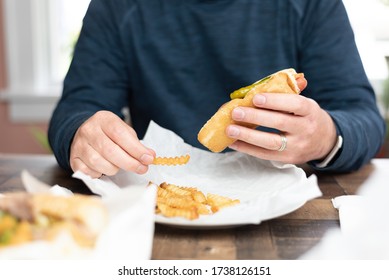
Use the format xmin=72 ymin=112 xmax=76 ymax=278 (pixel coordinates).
xmin=301 ymin=159 xmax=389 ymax=259
xmin=0 ymin=170 xmax=156 ymax=260
xmin=93 ymin=121 xmax=322 ymax=228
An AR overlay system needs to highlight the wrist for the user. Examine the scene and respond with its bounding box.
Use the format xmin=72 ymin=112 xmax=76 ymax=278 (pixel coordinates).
xmin=314 ymin=135 xmax=343 ymax=168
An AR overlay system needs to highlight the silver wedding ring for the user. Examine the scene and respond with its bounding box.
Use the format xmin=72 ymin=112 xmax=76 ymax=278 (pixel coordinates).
xmin=278 ymin=133 xmax=287 ymax=152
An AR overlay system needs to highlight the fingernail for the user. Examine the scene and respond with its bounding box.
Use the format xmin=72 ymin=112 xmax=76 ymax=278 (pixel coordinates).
xmin=227 ymin=126 xmax=240 ymax=138
xmin=140 ymin=154 xmax=154 ymax=164
xmin=147 ymin=148 xmax=156 ymax=157
xmin=232 ymin=107 xmax=245 ymax=121
xmin=136 ymin=164 xmax=148 ymax=174
xmin=253 ymin=94 xmax=266 ymax=106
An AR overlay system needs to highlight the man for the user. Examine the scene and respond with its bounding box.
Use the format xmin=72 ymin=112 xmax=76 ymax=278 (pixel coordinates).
xmin=49 ymin=0 xmax=386 ymax=178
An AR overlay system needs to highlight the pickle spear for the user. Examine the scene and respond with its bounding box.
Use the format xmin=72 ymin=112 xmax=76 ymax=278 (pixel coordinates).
xmin=229 ymin=75 xmax=271 ymax=100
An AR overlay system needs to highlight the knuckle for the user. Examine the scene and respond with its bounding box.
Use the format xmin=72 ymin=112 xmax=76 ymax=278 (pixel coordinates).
xmin=88 ymin=153 xmax=101 ymax=167
xmin=94 ymin=110 xmax=111 ymax=120
xmin=108 ymin=124 xmax=127 ymax=140
xmin=78 ymin=122 xmax=94 ymax=138
xmin=306 ymin=126 xmax=316 ymax=137
xmin=102 ymin=144 xmax=116 ymax=158
xmin=305 ymin=120 xmax=318 ymax=137
xmin=127 ymin=126 xmax=138 ymax=137
xmin=71 ymin=137 xmax=86 ymax=155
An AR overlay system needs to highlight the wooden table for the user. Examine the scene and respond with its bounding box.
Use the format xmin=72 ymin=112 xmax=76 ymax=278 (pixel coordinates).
xmin=0 ymin=154 xmax=380 ymax=259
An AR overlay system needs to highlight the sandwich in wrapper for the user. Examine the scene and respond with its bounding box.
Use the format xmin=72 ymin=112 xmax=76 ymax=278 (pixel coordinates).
xmin=0 ymin=192 xmax=108 ymax=249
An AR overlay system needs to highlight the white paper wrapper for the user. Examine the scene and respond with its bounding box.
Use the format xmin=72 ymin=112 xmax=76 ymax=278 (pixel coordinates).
xmin=84 ymin=121 xmax=322 ymax=228
xmin=0 ymin=171 xmax=156 ymax=260
xmin=301 ymin=159 xmax=389 ymax=259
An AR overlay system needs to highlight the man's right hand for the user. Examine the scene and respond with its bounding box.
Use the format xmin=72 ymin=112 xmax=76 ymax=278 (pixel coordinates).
xmin=69 ymin=110 xmax=155 ymax=178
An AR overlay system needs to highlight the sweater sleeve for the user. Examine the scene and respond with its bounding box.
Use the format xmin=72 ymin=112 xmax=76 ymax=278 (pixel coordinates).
xmin=297 ymin=0 xmax=386 ymax=172
xmin=48 ymin=0 xmax=131 ymax=171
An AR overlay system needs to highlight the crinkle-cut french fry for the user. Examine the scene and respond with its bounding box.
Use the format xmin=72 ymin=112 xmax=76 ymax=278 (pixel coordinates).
xmin=159 ymin=196 xmax=194 ymax=209
xmin=191 ymin=190 xmax=207 ymax=204
xmin=157 ymin=202 xmax=199 ymax=220
xmin=210 ymin=200 xmax=240 ymax=213
xmin=159 ymin=196 xmax=211 ymax=215
xmin=206 ymin=193 xmax=234 ymax=205
xmin=167 ymin=185 xmax=206 ymax=204
xmin=157 ymin=186 xmax=171 ymax=199
xmin=206 ymin=193 xmax=240 ymax=213
xmin=152 ymin=155 xmax=190 ymax=166
xmin=161 ymin=183 xmax=193 ymax=197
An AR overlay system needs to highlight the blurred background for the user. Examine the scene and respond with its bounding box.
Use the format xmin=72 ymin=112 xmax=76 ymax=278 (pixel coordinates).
xmin=0 ymin=0 xmax=388 ymax=156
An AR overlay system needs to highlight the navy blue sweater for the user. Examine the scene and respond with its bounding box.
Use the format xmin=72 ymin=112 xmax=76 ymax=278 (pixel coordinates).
xmin=49 ymin=0 xmax=386 ymax=173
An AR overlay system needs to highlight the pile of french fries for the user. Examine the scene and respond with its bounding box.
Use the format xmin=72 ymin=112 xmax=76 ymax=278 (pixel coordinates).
xmin=155 ymin=182 xmax=240 ymax=220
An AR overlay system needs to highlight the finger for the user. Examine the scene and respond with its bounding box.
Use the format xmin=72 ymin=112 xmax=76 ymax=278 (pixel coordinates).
xmin=87 ymin=130 xmax=150 ymax=174
xmin=71 ymin=124 xmax=121 ymax=175
xmin=229 ymin=141 xmax=286 ymax=162
xmin=231 ymin=106 xmax=301 ymax=132
xmin=230 ymin=139 xmax=306 ymax=165
xmin=226 ymin=125 xmax=287 ymax=151
xmin=252 ymin=93 xmax=318 ymax=117
xmin=77 ymin=143 xmax=120 ymax=176
xmin=101 ymin=118 xmax=155 ymax=165
xmin=296 ymin=73 xmax=308 ymax=91
xmin=70 ymin=157 xmax=103 ymax=179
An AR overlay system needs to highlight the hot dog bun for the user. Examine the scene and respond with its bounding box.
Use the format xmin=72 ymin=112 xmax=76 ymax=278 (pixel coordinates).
xmin=197 ymin=68 xmax=305 ymax=152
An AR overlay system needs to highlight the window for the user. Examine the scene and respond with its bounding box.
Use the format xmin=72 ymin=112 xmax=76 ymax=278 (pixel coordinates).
xmin=343 ymin=0 xmax=389 ymax=81
xmin=1 ymin=0 xmax=90 ymax=122
xmin=342 ymin=0 xmax=389 ymax=115
xmin=49 ymin=0 xmax=91 ymax=84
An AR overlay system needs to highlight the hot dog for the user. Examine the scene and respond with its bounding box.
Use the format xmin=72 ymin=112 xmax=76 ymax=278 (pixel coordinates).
xmin=197 ymin=68 xmax=307 ymax=152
